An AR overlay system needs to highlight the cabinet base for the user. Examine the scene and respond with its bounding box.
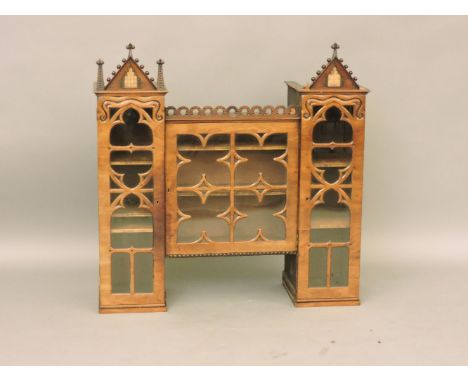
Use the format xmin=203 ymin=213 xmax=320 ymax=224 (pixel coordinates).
xmin=293 ymin=299 xmax=360 ymax=307
xmin=99 ymin=304 xmax=167 ymax=314
xmin=282 ymin=276 xmax=360 ymax=307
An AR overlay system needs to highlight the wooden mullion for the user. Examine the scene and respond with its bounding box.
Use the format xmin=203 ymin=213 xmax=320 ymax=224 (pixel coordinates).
xmin=129 ymin=251 xmax=135 ymax=295
xmin=229 ymin=132 xmax=236 ymax=242
xmin=326 ymin=244 xmax=332 ymax=288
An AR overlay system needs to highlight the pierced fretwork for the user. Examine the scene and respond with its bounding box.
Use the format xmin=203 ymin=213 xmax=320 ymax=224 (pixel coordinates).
xmin=175 ymin=132 xmax=289 ymax=243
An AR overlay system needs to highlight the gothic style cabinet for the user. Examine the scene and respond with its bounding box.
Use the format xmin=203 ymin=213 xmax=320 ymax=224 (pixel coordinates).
xmin=94 ymin=43 xmax=369 ymax=313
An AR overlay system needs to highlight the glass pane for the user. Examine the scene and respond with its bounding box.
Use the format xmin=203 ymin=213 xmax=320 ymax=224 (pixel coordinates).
xmin=110 ymin=108 xmax=153 ymax=146
xmin=235 ymin=133 xmax=287 ymax=149
xmin=310 ymin=190 xmax=350 ymax=243
xmin=111 ymin=208 xmax=153 ymax=229
xmin=134 ymin=252 xmax=153 ymax=293
xmin=234 ymin=191 xmax=286 ymax=241
xmin=312 ymin=106 xmax=352 ymax=143
xmin=177 ymin=134 xmax=230 ymax=187
xmin=235 ymin=149 xmax=286 ymax=185
xmin=308 ymin=248 xmax=327 ymax=287
xmin=177 ymin=191 xmax=230 ymax=242
xmin=264 ymin=133 xmax=287 ymax=147
xmin=111 ymin=253 xmax=130 ymax=293
xmin=111 ymin=207 xmax=153 ymax=249
xmin=111 ymin=232 xmax=153 ymax=248
xmin=331 ymin=247 xmax=349 ymax=287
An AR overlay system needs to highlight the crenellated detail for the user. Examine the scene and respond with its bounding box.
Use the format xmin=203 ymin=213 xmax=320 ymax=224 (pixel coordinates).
xmin=165 ymin=105 xmax=300 ymax=120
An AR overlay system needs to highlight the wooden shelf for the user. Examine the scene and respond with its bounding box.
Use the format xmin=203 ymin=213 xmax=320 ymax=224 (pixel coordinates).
xmin=310 ymin=208 xmax=349 ymax=229
xmin=110 ymin=161 xmax=152 ymax=166
xmin=313 ymin=158 xmax=350 ymax=168
xmin=176 ymin=190 xmax=287 ymax=197
xmin=111 ymin=209 xmax=153 ymax=233
xmin=111 ymin=227 xmax=153 ymax=234
xmin=111 ymin=217 xmax=152 ymax=228
xmin=177 ymin=144 xmax=287 ymax=152
xmin=312 ymin=152 xmax=351 ymax=168
xmin=110 ymin=151 xmax=152 ymax=166
xmin=113 ymin=212 xmax=152 ymax=218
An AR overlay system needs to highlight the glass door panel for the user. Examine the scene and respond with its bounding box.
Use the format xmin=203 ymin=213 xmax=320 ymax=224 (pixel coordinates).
xmin=307 ymin=104 xmax=354 ymax=290
xmin=167 ymin=122 xmax=298 ymax=255
xmin=177 ymin=191 xmax=230 ymax=243
xmin=234 ymin=191 xmax=286 ymax=241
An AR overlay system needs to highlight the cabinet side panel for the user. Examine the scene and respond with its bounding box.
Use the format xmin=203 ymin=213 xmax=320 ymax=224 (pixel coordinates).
xmin=97 ymin=95 xmax=166 ymax=312
xmin=97 ymin=102 xmax=112 ymax=307
xmin=294 ymin=94 xmax=366 ymax=305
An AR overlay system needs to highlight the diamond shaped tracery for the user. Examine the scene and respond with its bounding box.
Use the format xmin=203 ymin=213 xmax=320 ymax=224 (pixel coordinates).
xmin=217 ymin=150 xmax=247 ymax=169
xmin=250 ymin=173 xmax=273 ymax=202
xmin=217 ymin=205 xmax=247 ymax=225
xmin=192 ymin=174 xmax=219 ymax=204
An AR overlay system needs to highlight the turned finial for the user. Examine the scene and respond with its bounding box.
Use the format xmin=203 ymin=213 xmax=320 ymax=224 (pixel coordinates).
xmin=96 ymin=59 xmax=105 ymax=91
xmin=331 ymin=42 xmax=340 ymax=59
xmin=156 ymin=59 xmax=166 ymax=90
xmin=126 ymin=43 xmax=135 ymax=58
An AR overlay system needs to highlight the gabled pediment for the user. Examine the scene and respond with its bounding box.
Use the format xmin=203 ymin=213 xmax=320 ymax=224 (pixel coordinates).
xmin=104 ymin=43 xmax=156 ymax=91
xmin=310 ymin=43 xmax=359 ymax=90
xmin=105 ymin=57 xmax=156 ymax=91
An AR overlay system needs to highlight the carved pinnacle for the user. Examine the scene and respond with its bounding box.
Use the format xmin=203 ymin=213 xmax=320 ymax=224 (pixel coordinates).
xmin=126 ymin=43 xmax=135 ymax=58
xmin=96 ymin=59 xmax=105 ymax=91
xmin=331 ymin=42 xmax=340 ymax=59
xmin=156 ymin=59 xmax=166 ymax=90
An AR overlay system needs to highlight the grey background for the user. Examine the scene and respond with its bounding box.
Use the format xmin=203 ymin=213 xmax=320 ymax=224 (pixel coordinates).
xmin=1 ymin=16 xmax=467 ymax=365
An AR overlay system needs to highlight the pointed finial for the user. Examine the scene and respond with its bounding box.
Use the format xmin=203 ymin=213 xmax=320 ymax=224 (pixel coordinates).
xmin=156 ymin=59 xmax=166 ymax=90
xmin=126 ymin=43 xmax=135 ymax=58
xmin=331 ymin=42 xmax=340 ymax=59
xmin=96 ymin=59 xmax=105 ymax=91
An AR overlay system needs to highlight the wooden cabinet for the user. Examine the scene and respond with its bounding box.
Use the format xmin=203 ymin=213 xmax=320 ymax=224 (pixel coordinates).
xmin=95 ymin=43 xmax=369 ymax=313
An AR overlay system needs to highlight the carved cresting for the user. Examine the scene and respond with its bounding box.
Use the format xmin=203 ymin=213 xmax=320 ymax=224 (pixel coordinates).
xmin=98 ymin=96 xmax=164 ymax=122
xmin=165 ymin=105 xmax=300 ymax=119
xmin=303 ymin=95 xmax=365 ymax=120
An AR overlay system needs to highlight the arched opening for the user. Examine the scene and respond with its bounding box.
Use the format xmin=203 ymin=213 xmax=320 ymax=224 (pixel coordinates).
xmin=110 ymin=108 xmax=153 ymax=146
xmin=312 ymin=106 xmax=353 ymax=143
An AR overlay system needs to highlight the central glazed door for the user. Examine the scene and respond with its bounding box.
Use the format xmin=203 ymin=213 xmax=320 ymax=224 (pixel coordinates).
xmin=165 ymin=121 xmax=299 ymax=256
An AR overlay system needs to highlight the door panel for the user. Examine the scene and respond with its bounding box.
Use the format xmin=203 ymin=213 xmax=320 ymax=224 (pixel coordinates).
xmin=296 ymin=98 xmax=365 ymax=302
xmin=166 ymin=121 xmax=299 ymax=256
xmin=97 ymin=97 xmax=165 ymax=309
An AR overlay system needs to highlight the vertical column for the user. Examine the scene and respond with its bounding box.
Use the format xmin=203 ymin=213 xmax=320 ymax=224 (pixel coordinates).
xmin=97 ymin=96 xmax=166 ymax=313
xmin=285 ymin=92 xmax=366 ymax=307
